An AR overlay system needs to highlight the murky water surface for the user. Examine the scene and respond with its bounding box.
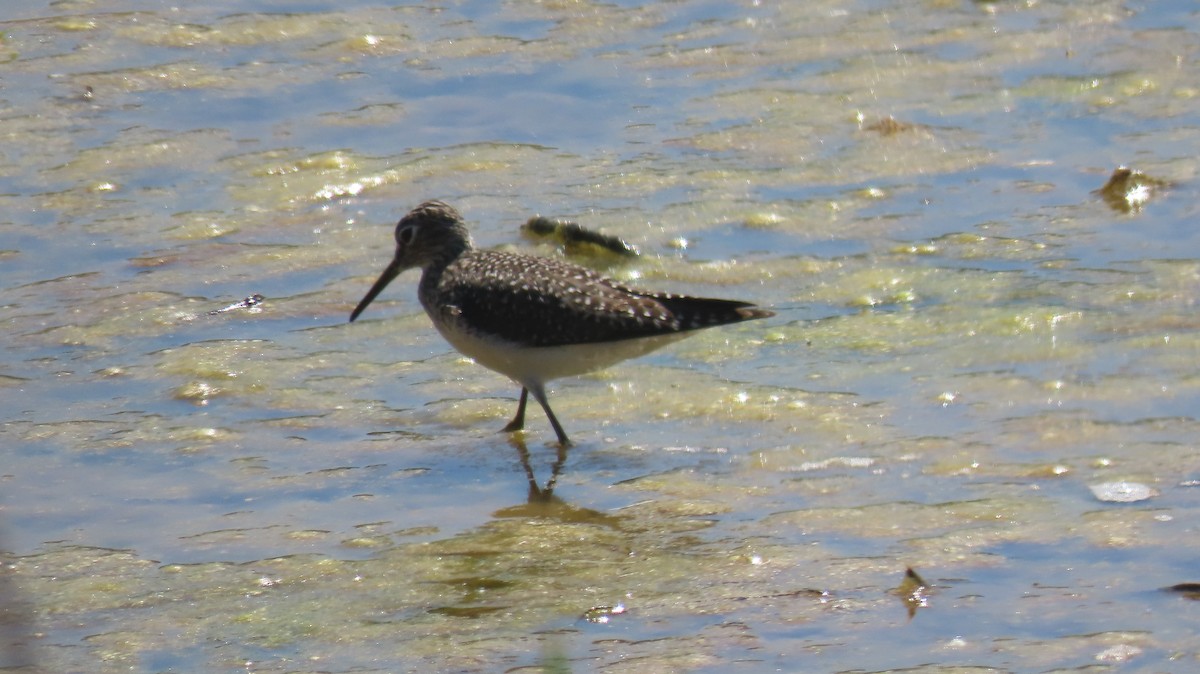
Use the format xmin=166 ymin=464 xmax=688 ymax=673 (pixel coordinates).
xmin=4 ymin=0 xmax=1200 ymax=671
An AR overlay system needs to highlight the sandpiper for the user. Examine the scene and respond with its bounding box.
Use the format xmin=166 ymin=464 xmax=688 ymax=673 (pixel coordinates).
xmin=349 ymin=200 xmax=773 ymax=445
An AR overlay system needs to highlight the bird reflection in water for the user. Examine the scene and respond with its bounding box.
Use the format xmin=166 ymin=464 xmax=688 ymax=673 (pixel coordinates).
xmin=493 ymin=438 xmax=623 ymax=530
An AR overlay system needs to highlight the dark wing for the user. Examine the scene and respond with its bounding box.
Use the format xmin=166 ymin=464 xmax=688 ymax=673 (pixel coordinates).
xmin=438 ymin=251 xmax=771 ymax=347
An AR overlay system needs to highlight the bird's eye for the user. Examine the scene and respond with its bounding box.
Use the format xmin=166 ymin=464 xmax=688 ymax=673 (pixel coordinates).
xmin=396 ymin=224 xmax=417 ymax=246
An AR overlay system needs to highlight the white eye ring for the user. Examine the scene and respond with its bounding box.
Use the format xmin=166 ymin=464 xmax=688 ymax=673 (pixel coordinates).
xmin=397 ymin=224 xmax=417 ymax=246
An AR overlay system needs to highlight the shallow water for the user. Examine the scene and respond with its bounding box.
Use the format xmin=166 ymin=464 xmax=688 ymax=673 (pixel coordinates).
xmin=4 ymin=0 xmax=1200 ymax=672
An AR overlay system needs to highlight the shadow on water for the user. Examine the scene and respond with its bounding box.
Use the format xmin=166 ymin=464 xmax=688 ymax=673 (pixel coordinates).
xmin=0 ymin=523 xmax=36 ymax=671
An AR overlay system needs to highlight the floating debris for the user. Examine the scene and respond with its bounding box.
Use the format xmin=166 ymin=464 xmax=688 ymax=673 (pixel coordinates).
xmin=1163 ymin=583 xmax=1200 ymax=599
xmin=207 ymin=294 xmax=265 ymax=316
xmin=861 ymin=115 xmax=928 ymax=136
xmin=742 ymin=211 xmax=785 ymax=228
xmin=582 ymin=603 xmax=626 ymax=624
xmin=894 ymin=567 xmax=931 ymax=619
xmin=1094 ymin=643 xmax=1142 ymax=663
xmin=522 ymin=216 xmax=639 ymax=258
xmin=1088 ymin=481 xmax=1156 ymax=503
xmin=1093 ymin=166 xmax=1170 ymax=213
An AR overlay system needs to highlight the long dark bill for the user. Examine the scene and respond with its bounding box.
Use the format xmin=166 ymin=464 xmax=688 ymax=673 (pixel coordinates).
xmin=348 ymin=255 xmax=404 ymax=322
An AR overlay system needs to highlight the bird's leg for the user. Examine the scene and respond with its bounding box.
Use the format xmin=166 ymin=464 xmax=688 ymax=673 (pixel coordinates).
xmin=528 ymin=383 xmax=572 ymax=447
xmin=502 ymin=387 xmax=529 ymax=432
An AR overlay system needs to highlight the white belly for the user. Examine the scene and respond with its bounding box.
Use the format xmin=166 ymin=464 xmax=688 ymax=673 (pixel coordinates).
xmin=433 ymin=319 xmax=689 ymax=388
